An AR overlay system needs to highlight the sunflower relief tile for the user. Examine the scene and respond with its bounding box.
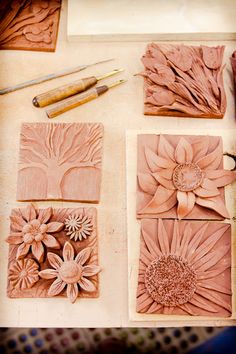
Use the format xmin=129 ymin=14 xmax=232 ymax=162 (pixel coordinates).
xmin=136 ymin=219 xmax=231 ymax=317
xmin=6 ymin=204 xmax=100 ymax=303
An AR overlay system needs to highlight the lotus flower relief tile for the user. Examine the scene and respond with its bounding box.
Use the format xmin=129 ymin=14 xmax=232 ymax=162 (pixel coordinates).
xmin=17 ymin=122 xmax=104 ymax=202
xmin=137 ymin=219 xmax=231 ymax=317
xmin=6 ymin=204 xmax=99 ymax=302
xmin=137 ymin=134 xmax=236 ymax=220
xmin=141 ymin=43 xmax=226 ymax=118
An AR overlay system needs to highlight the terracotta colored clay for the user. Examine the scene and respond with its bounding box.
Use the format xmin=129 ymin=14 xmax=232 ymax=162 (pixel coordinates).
xmin=137 ymin=134 xmax=236 ymax=220
xmin=6 ymin=204 xmax=100 ymax=303
xmin=17 ymin=122 xmax=104 ymax=202
xmin=136 ymin=219 xmax=231 ymax=317
xmin=141 ymin=43 xmax=226 ymax=118
xmin=231 ymin=51 xmax=236 ymax=114
xmin=0 ymin=0 xmax=61 ymax=52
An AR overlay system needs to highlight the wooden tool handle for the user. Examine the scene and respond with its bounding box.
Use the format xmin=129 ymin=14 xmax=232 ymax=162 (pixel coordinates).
xmin=33 ymin=77 xmax=97 ymax=107
xmin=46 ymin=86 xmax=108 ymax=118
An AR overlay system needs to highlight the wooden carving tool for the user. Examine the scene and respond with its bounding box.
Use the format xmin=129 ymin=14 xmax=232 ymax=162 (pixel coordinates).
xmin=32 ymin=68 xmax=124 ymax=107
xmin=46 ymin=79 xmax=127 ymax=119
xmin=0 ymin=58 xmax=114 ymax=95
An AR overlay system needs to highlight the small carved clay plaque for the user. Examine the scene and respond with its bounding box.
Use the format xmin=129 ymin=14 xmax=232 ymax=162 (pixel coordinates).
xmin=141 ymin=43 xmax=226 ymax=118
xmin=17 ymin=122 xmax=104 ymax=202
xmin=0 ymin=0 xmax=61 ymax=52
xmin=137 ymin=134 xmax=236 ymax=220
xmin=137 ymin=219 xmax=231 ymax=317
xmin=6 ymin=204 xmax=100 ymax=303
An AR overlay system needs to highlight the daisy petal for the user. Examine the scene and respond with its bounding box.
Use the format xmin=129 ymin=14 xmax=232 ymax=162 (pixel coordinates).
xmin=195 ymin=196 xmax=230 ymax=218
xmin=138 ymin=173 xmax=157 ymax=195
xmin=196 ymin=141 xmax=222 ymax=170
xmin=10 ymin=215 xmax=26 ymax=231
xmin=32 ymin=241 xmax=44 ymax=262
xmin=175 ymin=138 xmax=193 ymax=164
xmin=177 ymin=191 xmax=195 ymax=219
xmin=43 ymin=234 xmax=60 ymax=249
xmin=6 ymin=233 xmax=23 ymax=245
xmin=63 ymin=241 xmax=74 ymax=261
xmin=21 ymin=204 xmax=36 ymax=222
xmin=158 ymin=219 xmax=169 ymax=254
xmin=145 ymin=147 xmax=176 ymax=172
xmin=16 ymin=243 xmax=30 ymax=259
xmin=67 ymin=283 xmax=78 ymax=303
xmin=39 ymin=269 xmax=58 ymax=279
xmin=152 ymin=173 xmax=175 ymax=190
xmin=38 ymin=207 xmax=52 ymax=224
xmin=139 ymin=186 xmax=177 ymax=214
xmin=158 ymin=135 xmax=175 ymax=161
xmin=205 ymin=170 xmax=236 ymax=187
xmin=78 ymin=277 xmax=96 ymax=292
xmin=75 ymin=247 xmax=92 ymax=265
xmin=82 ymin=265 xmax=101 ymax=277
xmin=48 ymin=277 xmax=66 ymax=297
xmin=47 ymin=252 xmax=63 ymax=269
xmin=47 ymin=222 xmax=64 ymax=233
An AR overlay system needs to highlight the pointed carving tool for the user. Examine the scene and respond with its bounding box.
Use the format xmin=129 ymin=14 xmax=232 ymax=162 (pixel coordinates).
xmin=32 ymin=68 xmax=124 ymax=107
xmin=0 ymin=58 xmax=114 ymax=95
xmin=46 ymin=79 xmax=127 ymax=119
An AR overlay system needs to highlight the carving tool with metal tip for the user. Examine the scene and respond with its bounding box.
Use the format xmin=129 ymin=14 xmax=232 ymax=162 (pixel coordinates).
xmin=0 ymin=58 xmax=114 ymax=95
xmin=46 ymin=79 xmax=127 ymax=119
xmin=32 ymin=68 xmax=124 ymax=108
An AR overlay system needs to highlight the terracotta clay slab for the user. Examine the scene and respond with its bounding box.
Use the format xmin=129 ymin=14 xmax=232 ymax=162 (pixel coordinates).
xmin=0 ymin=0 xmax=61 ymax=52
xmin=136 ymin=219 xmax=231 ymax=318
xmin=6 ymin=204 xmax=100 ymax=303
xmin=231 ymin=51 xmax=236 ymax=115
xmin=16 ymin=122 xmax=104 ymax=202
xmin=141 ymin=43 xmax=226 ymax=118
xmin=137 ymin=134 xmax=236 ymax=220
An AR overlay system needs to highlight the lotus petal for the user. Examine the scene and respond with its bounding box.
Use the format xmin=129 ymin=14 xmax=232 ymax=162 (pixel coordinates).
xmin=16 ymin=243 xmax=30 ymax=259
xmin=196 ymin=141 xmax=222 ymax=170
xmin=32 ymin=241 xmax=44 ymax=263
xmin=140 ymin=186 xmax=177 ymax=214
xmin=47 ymin=222 xmax=64 ymax=233
xmin=205 ymin=170 xmax=236 ymax=187
xmin=152 ymin=173 xmax=175 ymax=190
xmin=138 ymin=173 xmax=157 ymax=195
xmin=6 ymin=233 xmax=23 ymax=245
xmin=195 ymin=196 xmax=230 ymax=218
xmin=21 ymin=204 xmax=37 ymax=222
xmin=10 ymin=215 xmax=26 ymax=231
xmin=158 ymin=135 xmax=175 ymax=161
xmin=145 ymin=147 xmax=176 ymax=172
xmin=175 ymin=138 xmax=193 ymax=164
xmin=38 ymin=207 xmax=52 ymax=224
xmin=177 ymin=191 xmax=195 ymax=219
xmin=43 ymin=234 xmax=60 ymax=249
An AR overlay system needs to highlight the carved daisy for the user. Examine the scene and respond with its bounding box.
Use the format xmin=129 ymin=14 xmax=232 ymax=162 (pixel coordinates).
xmin=6 ymin=204 xmax=64 ymax=262
xmin=39 ymin=242 xmax=100 ymax=303
xmin=9 ymin=259 xmax=39 ymax=290
xmin=138 ymin=135 xmax=236 ymax=219
xmin=137 ymin=219 xmax=231 ymax=316
xmin=64 ymin=214 xmax=93 ymax=241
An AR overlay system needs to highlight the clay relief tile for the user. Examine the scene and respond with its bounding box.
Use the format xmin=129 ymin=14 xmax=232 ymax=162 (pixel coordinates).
xmin=16 ymin=122 xmax=104 ymax=202
xmin=137 ymin=134 xmax=236 ymax=220
xmin=231 ymin=51 xmax=236 ymax=116
xmin=0 ymin=0 xmax=61 ymax=52
xmin=136 ymin=219 xmax=231 ymax=317
xmin=141 ymin=43 xmax=226 ymax=118
xmin=6 ymin=204 xmax=100 ymax=302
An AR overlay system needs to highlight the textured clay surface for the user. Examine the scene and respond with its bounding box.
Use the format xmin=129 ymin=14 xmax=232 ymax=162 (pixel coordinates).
xmin=231 ymin=51 xmax=236 ymax=113
xmin=136 ymin=219 xmax=231 ymax=317
xmin=0 ymin=0 xmax=61 ymax=52
xmin=137 ymin=134 xmax=236 ymax=220
xmin=6 ymin=204 xmax=100 ymax=303
xmin=17 ymin=122 xmax=104 ymax=202
xmin=141 ymin=43 xmax=226 ymax=118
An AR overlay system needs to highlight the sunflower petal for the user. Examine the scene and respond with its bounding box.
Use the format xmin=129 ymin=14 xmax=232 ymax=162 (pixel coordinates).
xmin=170 ymin=220 xmax=180 ymax=255
xmin=82 ymin=265 xmax=101 ymax=277
xmin=186 ymin=223 xmax=209 ymax=260
xmin=196 ymin=288 xmax=231 ymax=312
xmin=179 ymin=224 xmax=192 ymax=259
xmin=39 ymin=269 xmax=58 ymax=279
xmin=6 ymin=233 xmax=23 ymax=245
xmin=198 ymin=281 xmax=231 ymax=295
xmin=47 ymin=252 xmax=63 ymax=269
xmin=10 ymin=215 xmax=26 ymax=231
xmin=138 ymin=173 xmax=157 ymax=195
xmin=32 ymin=241 xmax=44 ymax=263
xmin=78 ymin=277 xmax=96 ymax=292
xmin=196 ymin=141 xmax=222 ymax=170
xmin=205 ymin=170 xmax=236 ymax=187
xmin=48 ymin=278 xmax=66 ymax=297
xmin=16 ymin=243 xmax=30 ymax=259
xmin=141 ymin=224 xmax=162 ymax=258
xmin=75 ymin=247 xmax=92 ymax=265
xmin=38 ymin=207 xmax=52 ymax=224
xmin=158 ymin=135 xmax=175 ymax=161
xmin=67 ymin=283 xmax=79 ymax=303
xmin=195 ymin=244 xmax=230 ymax=272
xmin=47 ymin=222 xmax=64 ymax=233
xmin=175 ymin=138 xmax=193 ymax=164
xmin=177 ymin=191 xmax=195 ymax=219
xmin=63 ymin=241 xmax=74 ymax=261
xmin=189 ymin=294 xmax=218 ymax=313
xmin=178 ymin=303 xmax=197 ymax=315
xmin=136 ymin=292 xmax=154 ymax=313
xmin=145 ymin=147 xmax=176 ymax=172
xmin=197 ymin=264 xmax=230 ymax=280
xmin=139 ymin=186 xmax=177 ymax=214
xmin=146 ymin=302 xmax=163 ymax=314
xmin=21 ymin=204 xmax=37 ymax=222
xmin=195 ymin=196 xmax=230 ymax=218
xmin=152 ymin=173 xmax=175 ymax=190
xmin=43 ymin=234 xmax=60 ymax=249
xmin=158 ymin=219 xmax=169 ymax=254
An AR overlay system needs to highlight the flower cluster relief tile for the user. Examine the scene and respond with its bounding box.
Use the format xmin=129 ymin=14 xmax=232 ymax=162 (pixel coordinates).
xmin=6 ymin=204 xmax=100 ymax=303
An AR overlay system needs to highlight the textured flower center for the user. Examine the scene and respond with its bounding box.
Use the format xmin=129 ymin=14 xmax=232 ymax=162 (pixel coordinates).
xmin=59 ymin=261 xmax=82 ymax=284
xmin=22 ymin=221 xmax=47 ymax=243
xmin=173 ymin=163 xmax=203 ymax=192
xmin=20 ymin=270 xmax=28 ymax=278
xmin=145 ymin=255 xmax=197 ymax=306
